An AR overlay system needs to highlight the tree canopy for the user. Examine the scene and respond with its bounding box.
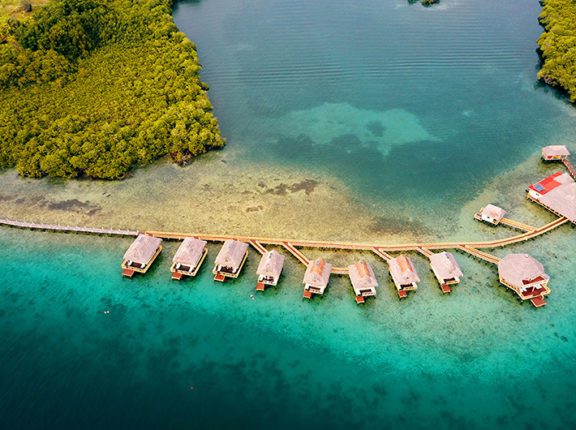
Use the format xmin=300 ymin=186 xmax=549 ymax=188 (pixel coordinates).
xmin=0 ymin=0 xmax=224 ymax=179
xmin=538 ymin=0 xmax=576 ymax=102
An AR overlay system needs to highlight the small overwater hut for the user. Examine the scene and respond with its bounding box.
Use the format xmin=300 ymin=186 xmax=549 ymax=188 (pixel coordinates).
xmin=302 ymin=257 xmax=332 ymax=299
xmin=348 ymin=260 xmax=378 ymax=304
xmin=542 ymin=145 xmax=570 ymax=161
xmin=256 ymin=250 xmax=285 ymax=291
xmin=388 ymin=255 xmax=420 ymax=298
xmin=497 ymin=253 xmax=550 ymax=308
xmin=428 ymin=252 xmax=463 ymax=294
xmin=213 ymin=240 xmax=249 ymax=282
xmin=474 ymin=204 xmax=506 ymax=226
xmin=121 ymin=234 xmax=163 ymax=278
xmin=171 ymin=237 xmax=208 ymax=280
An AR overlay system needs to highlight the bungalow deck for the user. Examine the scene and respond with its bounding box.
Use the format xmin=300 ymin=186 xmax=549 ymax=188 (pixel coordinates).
xmin=213 ymin=251 xmax=248 ymax=282
xmin=171 ymin=248 xmax=208 ymax=280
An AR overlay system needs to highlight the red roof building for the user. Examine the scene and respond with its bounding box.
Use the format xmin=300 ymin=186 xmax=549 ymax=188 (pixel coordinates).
xmin=528 ymin=171 xmax=565 ymax=197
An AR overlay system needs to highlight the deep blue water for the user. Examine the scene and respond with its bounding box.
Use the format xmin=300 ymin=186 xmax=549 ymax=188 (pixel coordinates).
xmin=1 ymin=0 xmax=576 ymax=429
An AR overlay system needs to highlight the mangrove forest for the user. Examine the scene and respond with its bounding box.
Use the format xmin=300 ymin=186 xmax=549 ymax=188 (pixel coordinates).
xmin=0 ymin=0 xmax=224 ymax=179
xmin=538 ymin=0 xmax=576 ymax=102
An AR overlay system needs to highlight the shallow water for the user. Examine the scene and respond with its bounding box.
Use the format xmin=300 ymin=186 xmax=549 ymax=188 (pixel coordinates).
xmin=1 ymin=0 xmax=576 ymax=428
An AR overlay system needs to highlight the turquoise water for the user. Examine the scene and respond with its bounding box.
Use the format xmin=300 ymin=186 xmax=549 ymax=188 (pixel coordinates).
xmin=1 ymin=227 xmax=576 ymax=429
xmin=2 ymin=0 xmax=576 ymax=428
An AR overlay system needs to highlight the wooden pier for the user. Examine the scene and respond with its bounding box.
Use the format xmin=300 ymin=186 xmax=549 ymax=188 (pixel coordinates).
xmin=248 ymin=240 xmax=267 ymax=255
xmin=0 ymin=218 xmax=138 ymax=237
xmin=0 ymin=215 xmax=569 ymax=274
xmin=457 ymin=245 xmax=500 ymax=265
xmin=563 ymin=158 xmax=576 ymax=179
xmin=499 ymin=218 xmax=536 ymax=233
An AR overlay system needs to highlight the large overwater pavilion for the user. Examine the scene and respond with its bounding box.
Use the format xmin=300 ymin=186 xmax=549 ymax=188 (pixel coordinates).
xmin=213 ymin=240 xmax=249 ymax=282
xmin=428 ymin=252 xmax=463 ymax=294
xmin=302 ymin=257 xmax=332 ymax=299
xmin=121 ymin=234 xmax=163 ymax=278
xmin=498 ymin=253 xmax=550 ymax=307
xmin=388 ymin=255 xmax=420 ymax=299
xmin=528 ymin=172 xmax=576 ymax=224
xmin=348 ymin=260 xmax=378 ymax=304
xmin=171 ymin=237 xmax=208 ymax=280
xmin=256 ymin=250 xmax=285 ymax=291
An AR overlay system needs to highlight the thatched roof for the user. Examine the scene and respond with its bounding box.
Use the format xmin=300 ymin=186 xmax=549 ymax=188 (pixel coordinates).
xmin=542 ymin=145 xmax=570 ymax=158
xmin=429 ymin=252 xmax=463 ymax=281
xmin=498 ymin=254 xmax=548 ymax=288
xmin=214 ymin=240 xmax=248 ymax=267
xmin=480 ymin=204 xmax=506 ymax=221
xmin=388 ymin=255 xmax=420 ymax=284
xmin=173 ymin=237 xmax=207 ymax=266
xmin=348 ymin=260 xmax=378 ymax=290
xmin=256 ymin=250 xmax=285 ymax=279
xmin=303 ymin=257 xmax=332 ymax=287
xmin=123 ymin=234 xmax=162 ymax=265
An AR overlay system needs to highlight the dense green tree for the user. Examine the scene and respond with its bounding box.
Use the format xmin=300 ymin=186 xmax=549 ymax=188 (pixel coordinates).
xmin=0 ymin=0 xmax=224 ymax=179
xmin=538 ymin=0 xmax=576 ymax=102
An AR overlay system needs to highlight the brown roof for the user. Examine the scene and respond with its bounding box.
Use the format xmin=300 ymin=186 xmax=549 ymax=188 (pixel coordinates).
xmin=256 ymin=250 xmax=285 ymax=279
xmin=388 ymin=255 xmax=420 ymax=284
xmin=429 ymin=252 xmax=463 ymax=280
xmin=498 ymin=254 xmax=548 ymax=288
xmin=537 ymin=175 xmax=576 ymax=223
xmin=481 ymin=204 xmax=506 ymax=221
xmin=214 ymin=240 xmax=248 ymax=267
xmin=303 ymin=257 xmax=332 ymax=287
xmin=542 ymin=145 xmax=570 ymax=157
xmin=173 ymin=237 xmax=207 ymax=266
xmin=123 ymin=234 xmax=162 ymax=265
xmin=348 ymin=260 xmax=378 ymax=290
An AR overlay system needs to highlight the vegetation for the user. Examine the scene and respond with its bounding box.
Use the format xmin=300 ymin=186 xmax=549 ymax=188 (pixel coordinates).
xmin=408 ymin=0 xmax=440 ymax=7
xmin=538 ymin=0 xmax=576 ymax=102
xmin=0 ymin=0 xmax=224 ymax=179
xmin=0 ymin=1 xmax=48 ymax=26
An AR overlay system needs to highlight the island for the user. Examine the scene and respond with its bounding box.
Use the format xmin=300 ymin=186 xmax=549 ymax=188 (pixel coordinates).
xmin=408 ymin=0 xmax=440 ymax=7
xmin=0 ymin=0 xmax=224 ymax=179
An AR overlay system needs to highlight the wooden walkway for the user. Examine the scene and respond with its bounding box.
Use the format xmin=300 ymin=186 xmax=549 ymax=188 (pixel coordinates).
xmin=563 ymin=158 xmax=576 ymax=179
xmin=0 ymin=215 xmax=569 ymax=274
xmin=144 ymin=216 xmax=567 ymax=252
xmin=416 ymin=247 xmax=434 ymax=258
xmin=457 ymin=245 xmax=501 ymax=264
xmin=0 ymin=218 xmax=138 ymax=237
xmin=248 ymin=240 xmax=267 ymax=255
xmin=499 ymin=217 xmax=536 ymax=233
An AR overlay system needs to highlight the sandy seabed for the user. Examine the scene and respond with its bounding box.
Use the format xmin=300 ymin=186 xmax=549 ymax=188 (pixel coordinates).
xmin=0 ymin=147 xmax=571 ymax=252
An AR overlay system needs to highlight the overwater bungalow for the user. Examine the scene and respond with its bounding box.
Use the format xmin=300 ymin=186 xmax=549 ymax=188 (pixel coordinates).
xmin=213 ymin=240 xmax=249 ymax=282
xmin=348 ymin=260 xmax=378 ymax=304
xmin=474 ymin=204 xmax=507 ymax=226
xmin=171 ymin=237 xmax=208 ymax=280
xmin=497 ymin=253 xmax=550 ymax=307
xmin=527 ymin=172 xmax=576 ymax=224
xmin=302 ymin=257 xmax=332 ymax=299
xmin=121 ymin=234 xmax=163 ymax=278
xmin=256 ymin=250 xmax=285 ymax=291
xmin=388 ymin=255 xmax=420 ymax=298
xmin=428 ymin=252 xmax=463 ymax=294
xmin=542 ymin=145 xmax=570 ymax=161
